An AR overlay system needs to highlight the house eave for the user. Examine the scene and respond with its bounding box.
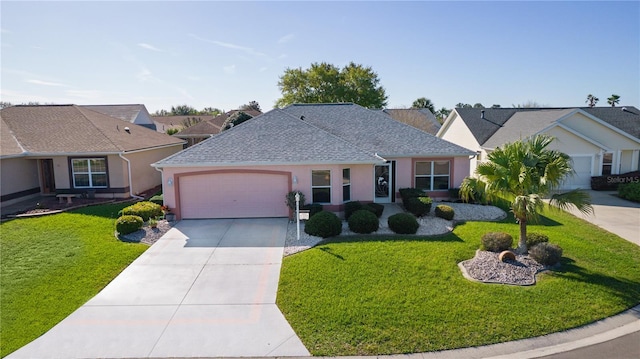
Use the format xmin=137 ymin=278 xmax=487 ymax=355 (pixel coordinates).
xmin=152 ymin=159 xmax=385 ymax=168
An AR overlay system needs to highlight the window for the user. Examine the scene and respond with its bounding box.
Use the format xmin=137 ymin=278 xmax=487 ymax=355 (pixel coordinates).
xmin=415 ymin=160 xmax=450 ymax=191
xmin=72 ymin=158 xmax=107 ymax=188
xmin=312 ymin=170 xmax=331 ymax=203
xmin=602 ymin=153 xmax=613 ymax=175
xmin=342 ymin=168 xmax=351 ymax=202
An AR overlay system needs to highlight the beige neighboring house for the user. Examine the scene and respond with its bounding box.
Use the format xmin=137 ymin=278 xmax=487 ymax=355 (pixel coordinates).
xmin=437 ymin=106 xmax=640 ymax=189
xmin=83 ymin=104 xmax=157 ymax=131
xmin=1 ymin=105 xmax=185 ymax=208
xmin=169 ymin=110 xmax=262 ymax=147
xmin=382 ymin=108 xmax=441 ymax=135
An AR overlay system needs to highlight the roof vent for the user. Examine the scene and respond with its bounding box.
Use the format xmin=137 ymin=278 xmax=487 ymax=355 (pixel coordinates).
xmin=481 ymin=110 xmax=485 ymax=119
xmin=300 ymin=115 xmax=305 ymax=120
xmin=622 ymin=107 xmax=628 ymax=112
xmin=124 ymin=127 xmax=130 ymax=133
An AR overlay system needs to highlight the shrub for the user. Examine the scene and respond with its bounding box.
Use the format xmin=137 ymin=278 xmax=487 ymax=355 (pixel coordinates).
xmin=529 ymin=242 xmax=563 ymax=266
xmin=304 ymin=211 xmax=342 ymax=238
xmin=525 ymin=232 xmax=549 ymax=249
xmin=481 ymin=232 xmax=513 ymax=252
xmin=116 ymin=215 xmax=144 ymax=235
xmin=619 ymin=182 xmax=640 ymax=202
xmin=149 ymin=194 xmax=163 ymax=205
xmin=118 ymin=201 xmax=163 ymax=221
xmin=344 ymin=201 xmax=363 ymax=220
xmin=405 ymin=196 xmax=432 ymax=217
xmin=435 ymin=204 xmax=455 ymax=220
xmin=399 ymin=188 xmax=426 ymax=207
xmin=348 ymin=210 xmax=379 ymax=234
xmin=302 ymin=203 xmax=323 ymax=218
xmin=364 ymin=203 xmax=384 ymax=218
xmin=388 ymin=213 xmax=419 ymax=234
xmin=285 ymin=191 xmax=306 ymax=212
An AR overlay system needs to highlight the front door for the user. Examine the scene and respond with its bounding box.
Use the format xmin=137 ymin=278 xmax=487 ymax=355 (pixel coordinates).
xmin=40 ymin=159 xmax=55 ymax=194
xmin=374 ymin=164 xmax=392 ymax=203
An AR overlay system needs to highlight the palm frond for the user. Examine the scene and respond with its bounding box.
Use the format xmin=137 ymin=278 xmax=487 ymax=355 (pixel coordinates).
xmin=550 ymin=190 xmax=594 ymax=215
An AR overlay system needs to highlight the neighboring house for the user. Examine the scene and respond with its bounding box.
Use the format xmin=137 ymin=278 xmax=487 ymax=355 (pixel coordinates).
xmin=152 ymin=116 xmax=191 ymax=134
xmin=437 ymin=106 xmax=640 ymax=189
xmin=382 ymin=108 xmax=441 ymax=135
xmin=153 ymin=103 xmax=475 ymax=219
xmin=1 ymin=105 xmax=185 ymax=207
xmin=83 ymin=104 xmax=157 ymax=131
xmin=171 ymin=110 xmax=263 ymax=147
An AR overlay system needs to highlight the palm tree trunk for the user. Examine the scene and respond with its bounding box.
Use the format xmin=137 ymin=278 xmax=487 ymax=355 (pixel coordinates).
xmin=517 ymin=218 xmax=528 ymax=254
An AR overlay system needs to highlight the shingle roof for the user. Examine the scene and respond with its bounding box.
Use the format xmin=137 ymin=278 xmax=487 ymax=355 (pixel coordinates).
xmin=0 ymin=105 xmax=184 ymax=157
xmin=454 ymin=108 xmax=518 ymax=145
xmin=281 ymin=103 xmax=474 ymax=157
xmin=582 ymin=106 xmax=640 ymax=139
xmin=483 ymin=109 xmax=574 ymax=149
xmin=174 ymin=110 xmax=263 ymax=136
xmin=382 ymin=108 xmax=441 ymax=135
xmin=82 ymin=104 xmax=157 ymax=130
xmin=1 ymin=117 xmax=24 ymax=157
xmin=154 ymin=109 xmax=382 ymax=166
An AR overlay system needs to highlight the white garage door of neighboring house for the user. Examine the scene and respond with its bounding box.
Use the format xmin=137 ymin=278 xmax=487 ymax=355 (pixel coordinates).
xmin=563 ymin=156 xmax=592 ymax=189
xmin=179 ymin=171 xmax=289 ymax=219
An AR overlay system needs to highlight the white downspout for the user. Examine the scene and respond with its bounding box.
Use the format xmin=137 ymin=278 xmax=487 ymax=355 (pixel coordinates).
xmin=119 ymin=152 xmax=145 ymax=200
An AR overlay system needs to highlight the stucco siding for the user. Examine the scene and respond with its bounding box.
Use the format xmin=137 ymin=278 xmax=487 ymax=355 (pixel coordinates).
xmin=123 ymin=145 xmax=182 ymax=194
xmin=561 ymin=113 xmax=639 ymax=150
xmin=0 ymin=158 xmax=39 ymax=198
xmin=439 ymin=113 xmax=481 ymax=174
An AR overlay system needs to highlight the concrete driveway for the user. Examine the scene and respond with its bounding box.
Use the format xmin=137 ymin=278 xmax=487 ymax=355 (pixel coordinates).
xmin=559 ymin=190 xmax=640 ymax=246
xmin=8 ymin=218 xmax=310 ymax=358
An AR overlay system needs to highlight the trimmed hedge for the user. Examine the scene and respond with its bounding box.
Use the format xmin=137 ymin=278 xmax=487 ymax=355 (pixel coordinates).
xmin=348 ymin=210 xmax=379 ymax=234
xmin=399 ymin=188 xmax=426 ymax=207
xmin=344 ymin=201 xmax=364 ymax=220
xmin=116 ymin=215 xmax=144 ymax=235
xmin=304 ymin=211 xmax=342 ymax=238
xmin=435 ymin=204 xmax=454 ymax=220
xmin=118 ymin=201 xmax=163 ymax=221
xmin=149 ymin=194 xmax=163 ymax=205
xmin=365 ymin=203 xmax=384 ymax=218
xmin=529 ymin=242 xmax=563 ymax=266
xmin=481 ymin=232 xmax=513 ymax=252
xmin=406 ymin=196 xmax=432 ymax=217
xmin=388 ymin=213 xmax=419 ymax=234
xmin=525 ymin=232 xmax=549 ymax=249
xmin=619 ymin=182 xmax=640 ymax=202
xmin=302 ymin=203 xmax=324 ymax=218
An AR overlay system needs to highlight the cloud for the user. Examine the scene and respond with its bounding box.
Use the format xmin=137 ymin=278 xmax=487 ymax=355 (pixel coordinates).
xmin=66 ymin=90 xmax=105 ymax=100
xmin=223 ymin=64 xmax=236 ymax=74
xmin=278 ymin=33 xmax=295 ymax=44
xmin=1 ymin=28 xmax=10 ymax=34
xmin=259 ymin=67 xmax=268 ymax=72
xmin=189 ymin=33 xmax=267 ymax=58
xmin=176 ymin=87 xmax=194 ymax=100
xmin=136 ymin=66 xmax=161 ymax=83
xmin=187 ymin=75 xmax=202 ymax=81
xmin=26 ymin=79 xmax=67 ymax=87
xmin=277 ymin=54 xmax=288 ymax=60
xmin=138 ymin=43 xmax=163 ymax=52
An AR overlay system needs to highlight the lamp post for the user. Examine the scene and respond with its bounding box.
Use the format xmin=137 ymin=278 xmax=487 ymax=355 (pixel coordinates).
xmin=295 ymin=192 xmax=300 ymax=241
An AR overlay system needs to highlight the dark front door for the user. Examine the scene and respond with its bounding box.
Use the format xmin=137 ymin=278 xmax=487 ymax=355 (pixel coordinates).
xmin=40 ymin=159 xmax=55 ymax=194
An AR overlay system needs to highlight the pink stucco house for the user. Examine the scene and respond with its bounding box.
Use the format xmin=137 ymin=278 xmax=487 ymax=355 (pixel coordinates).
xmin=152 ymin=103 xmax=475 ymax=219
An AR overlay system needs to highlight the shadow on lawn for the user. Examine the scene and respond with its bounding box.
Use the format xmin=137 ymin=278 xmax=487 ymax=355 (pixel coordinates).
xmin=319 ymin=232 xmax=465 ymax=245
xmin=71 ymin=202 xmax=136 ymax=219
xmin=555 ymin=258 xmax=640 ymax=306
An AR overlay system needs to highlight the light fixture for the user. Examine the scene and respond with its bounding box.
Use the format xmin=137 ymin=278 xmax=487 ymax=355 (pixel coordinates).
xmin=292 ymin=175 xmax=298 ymax=184
xmin=167 ymin=178 xmax=173 ymax=186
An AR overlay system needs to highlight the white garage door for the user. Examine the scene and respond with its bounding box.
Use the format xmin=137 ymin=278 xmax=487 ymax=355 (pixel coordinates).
xmin=179 ymin=172 xmax=289 ymax=219
xmin=563 ymin=156 xmax=592 ymax=189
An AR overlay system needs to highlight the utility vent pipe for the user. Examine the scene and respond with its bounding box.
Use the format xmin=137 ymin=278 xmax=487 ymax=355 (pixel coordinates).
xmin=481 ymin=110 xmax=485 ymax=119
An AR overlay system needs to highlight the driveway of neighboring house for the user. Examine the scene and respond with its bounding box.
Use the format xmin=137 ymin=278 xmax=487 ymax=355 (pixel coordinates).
xmin=8 ymin=218 xmax=310 ymax=358
xmin=559 ymin=190 xmax=640 ymax=246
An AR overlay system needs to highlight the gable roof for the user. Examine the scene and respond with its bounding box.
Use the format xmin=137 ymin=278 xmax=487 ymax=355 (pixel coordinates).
xmin=281 ymin=103 xmax=474 ymax=157
xmin=582 ymin=106 xmax=640 ymax=139
xmin=173 ymin=110 xmax=263 ymax=137
xmin=1 ymin=117 xmax=25 ymax=157
xmin=483 ymin=109 xmax=574 ymax=149
xmin=153 ymin=108 xmax=382 ymax=166
xmin=82 ymin=104 xmax=156 ymax=130
xmin=382 ymin=108 xmax=441 ymax=135
xmin=0 ymin=105 xmax=184 ymax=157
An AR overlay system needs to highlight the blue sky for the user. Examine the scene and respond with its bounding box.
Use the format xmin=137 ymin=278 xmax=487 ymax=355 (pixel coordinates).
xmin=1 ymin=1 xmax=638 ymax=113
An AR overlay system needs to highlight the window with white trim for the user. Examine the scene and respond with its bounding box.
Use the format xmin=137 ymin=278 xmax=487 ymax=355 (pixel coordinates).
xmin=72 ymin=158 xmax=107 ymax=188
xmin=342 ymin=168 xmax=351 ymax=202
xmin=312 ymin=170 xmax=331 ymax=203
xmin=602 ymin=153 xmax=613 ymax=175
xmin=415 ymin=160 xmax=450 ymax=191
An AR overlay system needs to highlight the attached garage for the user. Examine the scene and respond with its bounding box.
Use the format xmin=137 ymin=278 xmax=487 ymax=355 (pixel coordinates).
xmin=563 ymin=155 xmax=593 ymax=189
xmin=177 ymin=170 xmax=291 ymax=219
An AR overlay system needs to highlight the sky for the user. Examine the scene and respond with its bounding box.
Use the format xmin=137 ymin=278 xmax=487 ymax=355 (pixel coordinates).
xmin=1 ymin=1 xmax=639 ymax=114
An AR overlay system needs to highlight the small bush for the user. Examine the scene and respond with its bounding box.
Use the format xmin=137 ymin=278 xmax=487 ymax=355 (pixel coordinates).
xmin=619 ymin=182 xmax=640 ymax=202
xmin=481 ymin=232 xmax=513 ymax=252
xmin=529 ymin=242 xmax=563 ymax=266
xmin=302 ymin=203 xmax=323 ymax=218
xmin=149 ymin=194 xmax=163 ymax=205
xmin=118 ymin=201 xmax=163 ymax=221
xmin=344 ymin=201 xmax=363 ymax=220
xmin=388 ymin=213 xmax=419 ymax=234
xmin=304 ymin=211 xmax=342 ymax=238
xmin=348 ymin=210 xmax=379 ymax=234
xmin=399 ymin=188 xmax=426 ymax=207
xmin=116 ymin=215 xmax=144 ymax=235
xmin=364 ymin=203 xmax=384 ymax=218
xmin=526 ymin=232 xmax=549 ymax=249
xmin=285 ymin=191 xmax=306 ymax=211
xmin=435 ymin=204 xmax=455 ymax=220
xmin=405 ymin=196 xmax=432 ymax=217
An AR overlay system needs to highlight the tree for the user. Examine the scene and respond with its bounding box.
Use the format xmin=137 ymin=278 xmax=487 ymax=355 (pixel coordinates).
xmin=171 ymin=104 xmax=198 ymax=116
xmin=455 ymin=103 xmax=472 ymax=108
xmin=435 ymin=107 xmax=451 ymax=123
xmin=513 ymin=101 xmax=544 ymax=108
xmin=239 ymin=101 xmax=261 ymax=112
xmin=181 ymin=116 xmax=203 ymax=128
xmin=607 ymin=94 xmax=620 ymax=107
xmin=1 ymin=101 xmax=13 ymax=109
xmin=585 ymin=94 xmax=599 ymax=108
xmin=152 ymin=109 xmax=169 ymax=116
xmin=473 ymin=103 xmax=485 ymax=108
xmin=460 ymin=135 xmax=592 ymax=254
xmin=491 ymin=104 xmax=501 ymax=108
xmin=411 ymin=97 xmax=435 ymax=113
xmin=222 ymin=111 xmax=253 ymax=130
xmin=275 ymin=62 xmax=388 ymax=109
xmin=201 ymin=107 xmax=222 ymax=116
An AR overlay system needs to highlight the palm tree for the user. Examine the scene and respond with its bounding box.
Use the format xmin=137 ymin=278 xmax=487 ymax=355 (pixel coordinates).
xmin=607 ymin=94 xmax=620 ymax=107
xmin=460 ymin=135 xmax=593 ymax=254
xmin=412 ymin=97 xmax=435 ymax=113
xmin=585 ymin=94 xmax=599 ymax=107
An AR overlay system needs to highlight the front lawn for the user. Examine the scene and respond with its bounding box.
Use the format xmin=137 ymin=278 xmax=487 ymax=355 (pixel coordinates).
xmin=0 ymin=203 xmax=148 ymax=357
xmin=277 ymin=205 xmax=640 ymax=356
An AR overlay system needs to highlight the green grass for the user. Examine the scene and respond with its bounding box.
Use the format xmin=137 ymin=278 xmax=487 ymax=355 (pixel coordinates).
xmin=277 ymin=206 xmax=640 ymax=356
xmin=0 ymin=203 xmax=148 ymax=357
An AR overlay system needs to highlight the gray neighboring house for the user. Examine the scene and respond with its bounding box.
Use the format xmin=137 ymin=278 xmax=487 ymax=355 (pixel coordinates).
xmin=382 ymin=108 xmax=441 ymax=135
xmin=83 ymin=104 xmax=157 ymax=131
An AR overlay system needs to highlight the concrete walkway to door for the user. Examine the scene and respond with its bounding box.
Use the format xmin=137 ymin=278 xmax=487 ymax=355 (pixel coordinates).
xmin=8 ymin=218 xmax=310 ymax=358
